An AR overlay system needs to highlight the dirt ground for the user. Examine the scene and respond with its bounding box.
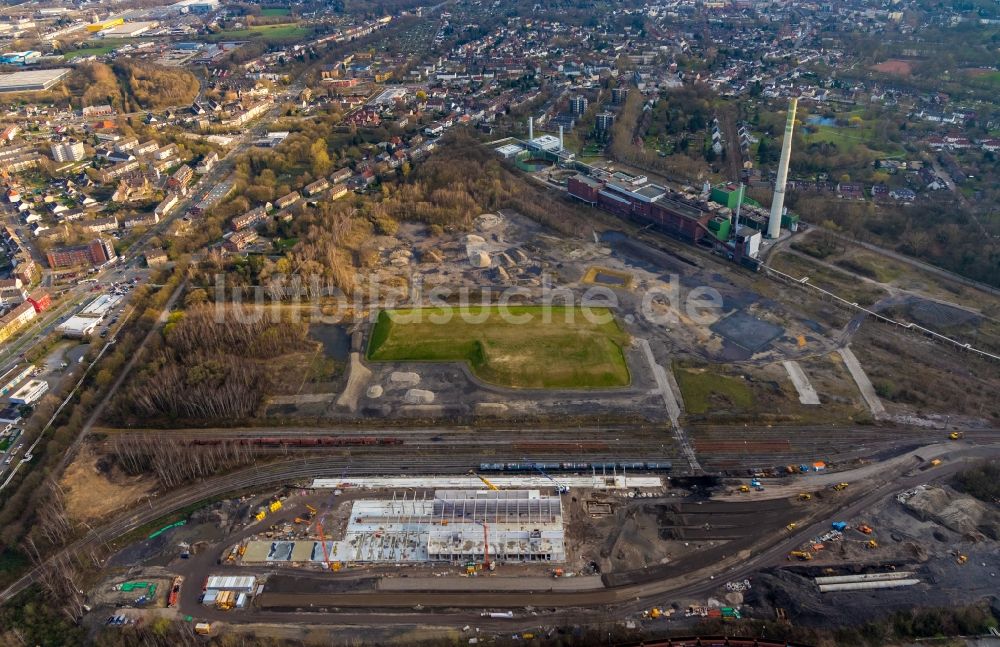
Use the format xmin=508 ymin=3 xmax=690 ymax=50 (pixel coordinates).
xmin=871 ymin=59 xmax=915 ymax=75
xmin=742 ymin=484 xmax=1000 ymax=628
xmin=61 ymin=443 xmax=156 ymax=523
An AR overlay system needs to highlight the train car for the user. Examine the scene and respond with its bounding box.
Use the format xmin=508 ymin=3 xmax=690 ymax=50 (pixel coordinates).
xmin=480 ymin=461 xmax=673 ymax=473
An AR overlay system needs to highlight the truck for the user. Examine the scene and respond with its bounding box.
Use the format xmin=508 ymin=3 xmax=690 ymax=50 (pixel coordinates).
xmin=194 ymin=622 xmax=211 ymax=635
xmin=831 ymin=521 xmax=848 ymax=531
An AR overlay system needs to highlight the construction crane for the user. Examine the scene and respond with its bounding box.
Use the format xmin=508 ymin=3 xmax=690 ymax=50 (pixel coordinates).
xmin=316 ymin=522 xmax=332 ymax=570
xmin=469 ymin=470 xmax=500 ymax=491
xmin=533 ymin=463 xmax=569 ymax=494
xmin=477 ymin=521 xmax=494 ymax=571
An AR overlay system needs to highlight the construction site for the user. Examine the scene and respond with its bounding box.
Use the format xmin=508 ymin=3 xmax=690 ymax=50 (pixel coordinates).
xmin=47 ymin=97 xmax=1000 ymax=647
xmin=73 ymin=440 xmax=999 ymax=646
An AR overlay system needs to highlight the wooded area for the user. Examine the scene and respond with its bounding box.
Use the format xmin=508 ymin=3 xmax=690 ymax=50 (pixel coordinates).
xmin=67 ymin=62 xmax=199 ymax=111
xmin=110 ymin=305 xmax=312 ymax=423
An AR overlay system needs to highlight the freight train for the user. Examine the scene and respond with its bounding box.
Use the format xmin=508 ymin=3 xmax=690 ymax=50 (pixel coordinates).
xmin=479 ymin=461 xmax=671 ymax=473
xmin=186 ymin=437 xmax=404 ymax=448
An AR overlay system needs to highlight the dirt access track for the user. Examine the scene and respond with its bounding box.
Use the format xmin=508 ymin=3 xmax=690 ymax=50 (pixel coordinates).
xmin=242 ymin=443 xmax=999 ymax=620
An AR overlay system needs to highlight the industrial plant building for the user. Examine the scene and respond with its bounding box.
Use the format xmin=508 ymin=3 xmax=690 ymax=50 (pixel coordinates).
xmin=241 ymin=490 xmax=566 ymax=565
xmin=0 ymin=68 xmax=70 ymax=93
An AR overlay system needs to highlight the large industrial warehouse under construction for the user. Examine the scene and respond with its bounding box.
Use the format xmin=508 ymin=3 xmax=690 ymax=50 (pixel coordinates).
xmin=242 ymin=490 xmax=566 ymax=565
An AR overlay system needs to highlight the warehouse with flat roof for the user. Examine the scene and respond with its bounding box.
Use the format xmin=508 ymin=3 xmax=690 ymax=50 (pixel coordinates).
xmin=0 ymin=68 xmax=70 ymax=93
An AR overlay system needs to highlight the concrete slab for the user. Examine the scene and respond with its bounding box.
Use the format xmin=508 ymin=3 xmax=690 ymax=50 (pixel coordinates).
xmin=782 ymin=360 xmax=821 ymax=405
xmin=838 ymin=346 xmax=885 ymax=417
xmin=336 ymin=352 xmax=372 ymax=412
xmin=310 ymin=475 xmax=663 ymax=490
xmin=638 ymin=338 xmax=700 ymax=472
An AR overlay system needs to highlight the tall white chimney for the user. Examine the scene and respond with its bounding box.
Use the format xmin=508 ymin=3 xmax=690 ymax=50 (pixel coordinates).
xmin=768 ymin=97 xmax=797 ymax=239
xmin=559 ymin=125 xmax=564 ymax=151
xmin=528 ymin=116 xmax=533 ymax=141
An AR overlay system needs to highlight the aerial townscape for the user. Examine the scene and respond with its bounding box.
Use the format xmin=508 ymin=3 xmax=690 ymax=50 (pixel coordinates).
xmin=0 ymin=0 xmax=997 ymax=644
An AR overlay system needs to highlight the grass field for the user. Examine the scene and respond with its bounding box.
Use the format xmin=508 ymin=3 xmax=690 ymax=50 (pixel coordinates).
xmin=64 ymin=43 xmax=119 ymax=59
xmin=213 ymin=23 xmax=310 ymax=42
xmin=674 ymin=366 xmax=754 ymax=414
xmin=367 ymin=306 xmax=631 ymax=389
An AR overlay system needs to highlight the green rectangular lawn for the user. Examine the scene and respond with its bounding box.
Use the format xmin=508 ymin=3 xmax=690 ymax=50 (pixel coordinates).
xmin=674 ymin=366 xmax=753 ymax=414
xmin=367 ymin=305 xmax=631 ymax=389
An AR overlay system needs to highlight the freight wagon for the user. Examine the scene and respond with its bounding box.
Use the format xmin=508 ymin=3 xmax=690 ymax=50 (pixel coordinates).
xmin=479 ymin=461 xmax=671 ymax=473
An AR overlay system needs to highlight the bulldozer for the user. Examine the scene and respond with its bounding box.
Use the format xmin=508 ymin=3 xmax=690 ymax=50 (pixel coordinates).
xmin=798 ymin=493 xmax=812 ymax=501
xmin=866 ymin=539 xmax=878 ymax=550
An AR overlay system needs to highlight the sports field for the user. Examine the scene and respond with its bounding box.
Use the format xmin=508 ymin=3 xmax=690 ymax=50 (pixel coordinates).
xmin=367 ymin=306 xmax=631 ymax=389
xmin=212 ymin=23 xmax=311 ymax=42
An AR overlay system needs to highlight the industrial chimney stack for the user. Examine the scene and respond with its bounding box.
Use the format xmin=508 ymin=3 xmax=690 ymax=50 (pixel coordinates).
xmin=559 ymin=125 xmax=564 ymax=151
xmin=768 ymin=97 xmax=798 ymax=239
xmin=528 ymin=116 xmax=534 ymax=141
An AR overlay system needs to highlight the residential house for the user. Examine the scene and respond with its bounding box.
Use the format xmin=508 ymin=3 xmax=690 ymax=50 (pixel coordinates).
xmin=222 ymin=229 xmax=258 ymax=252
xmin=303 ymin=178 xmax=329 ymax=196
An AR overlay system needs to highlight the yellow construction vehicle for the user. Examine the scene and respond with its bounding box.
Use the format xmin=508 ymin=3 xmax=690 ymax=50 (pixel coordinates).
xmin=254 ymin=510 xmax=267 ymax=522
xmin=786 ymin=523 xmax=798 ymax=531
xmin=798 ymin=493 xmax=812 ymax=501
xmin=331 ymin=561 xmax=343 ymax=571
xmin=788 ymin=551 xmax=813 ymax=561
xmin=469 ymin=470 xmax=500 ymax=491
xmin=305 ymin=504 xmax=318 ymax=515
xmin=738 ymin=485 xmax=751 ymax=493
xmin=929 ymin=458 xmax=942 ymax=467
xmin=269 ymin=500 xmax=283 ymax=513
xmin=866 ymin=540 xmax=878 ymax=549
xmin=949 ymin=432 xmax=963 ymax=440
xmin=957 ymin=554 xmax=968 ymax=565
xmin=832 ymin=482 xmax=849 ymax=491
xmin=649 ymin=608 xmax=662 ymax=619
